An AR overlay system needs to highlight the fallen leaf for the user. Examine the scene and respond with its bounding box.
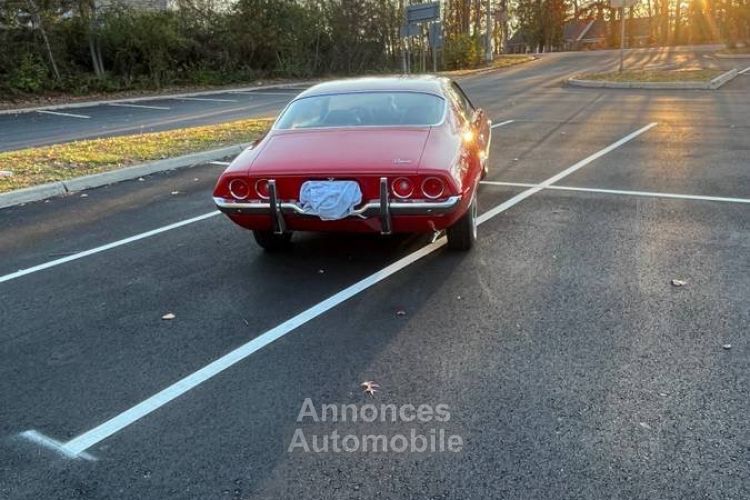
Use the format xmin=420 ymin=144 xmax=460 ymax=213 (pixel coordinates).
xmin=639 ymin=422 xmax=652 ymax=430
xmin=722 ymin=343 xmax=732 ymax=350
xmin=361 ymin=381 xmax=380 ymax=396
xmin=670 ymin=279 xmax=687 ymax=287
xmin=162 ymin=313 xmax=176 ymax=320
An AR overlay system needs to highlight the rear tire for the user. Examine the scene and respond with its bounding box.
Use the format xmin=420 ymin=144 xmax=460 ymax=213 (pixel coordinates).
xmin=253 ymin=230 xmax=292 ymax=252
xmin=446 ymin=197 xmax=477 ymax=251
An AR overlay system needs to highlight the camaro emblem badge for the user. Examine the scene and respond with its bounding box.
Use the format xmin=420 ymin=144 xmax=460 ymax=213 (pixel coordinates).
xmin=392 ymin=158 xmax=412 ymax=165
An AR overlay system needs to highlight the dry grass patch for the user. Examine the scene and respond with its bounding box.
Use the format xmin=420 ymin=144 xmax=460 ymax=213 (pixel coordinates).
xmin=579 ymin=69 xmax=725 ymax=83
xmin=0 ymin=118 xmax=271 ymax=192
xmin=442 ymin=55 xmax=536 ymax=77
xmin=717 ymin=47 xmax=750 ymax=55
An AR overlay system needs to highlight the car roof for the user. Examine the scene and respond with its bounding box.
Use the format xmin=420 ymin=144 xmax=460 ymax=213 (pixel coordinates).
xmin=295 ymin=75 xmax=450 ymax=99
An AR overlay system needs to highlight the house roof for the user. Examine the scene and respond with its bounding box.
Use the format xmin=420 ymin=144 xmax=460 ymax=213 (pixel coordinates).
xmin=581 ymin=19 xmax=608 ymax=40
xmin=563 ymin=20 xmax=591 ymax=42
xmin=507 ymin=30 xmax=531 ymax=46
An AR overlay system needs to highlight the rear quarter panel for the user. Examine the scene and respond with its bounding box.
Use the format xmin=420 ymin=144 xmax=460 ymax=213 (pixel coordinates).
xmin=419 ymin=111 xmax=479 ymax=199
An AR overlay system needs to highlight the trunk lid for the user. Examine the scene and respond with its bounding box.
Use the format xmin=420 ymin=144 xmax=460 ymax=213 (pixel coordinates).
xmin=249 ymin=128 xmax=431 ymax=176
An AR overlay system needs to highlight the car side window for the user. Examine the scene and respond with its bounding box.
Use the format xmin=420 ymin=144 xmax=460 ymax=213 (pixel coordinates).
xmin=449 ymin=82 xmax=475 ymax=122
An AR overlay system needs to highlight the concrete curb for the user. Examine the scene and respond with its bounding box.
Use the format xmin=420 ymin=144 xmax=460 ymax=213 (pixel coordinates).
xmin=0 ymin=143 xmax=247 ymax=210
xmin=566 ymin=68 xmax=739 ymax=90
xmin=451 ymin=57 xmax=541 ymax=80
xmin=714 ymin=52 xmax=750 ymax=59
xmin=708 ymin=68 xmax=740 ymax=88
xmin=0 ymin=81 xmax=317 ymax=116
xmin=0 ymin=182 xmax=68 ymax=209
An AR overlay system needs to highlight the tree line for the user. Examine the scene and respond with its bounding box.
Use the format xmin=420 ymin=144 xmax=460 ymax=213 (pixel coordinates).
xmin=1 ymin=0 xmax=748 ymax=96
xmin=513 ymin=0 xmax=750 ymax=53
xmin=0 ymin=0 xmax=402 ymax=95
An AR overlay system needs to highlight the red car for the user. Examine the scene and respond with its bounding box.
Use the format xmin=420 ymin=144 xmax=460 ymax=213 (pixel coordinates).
xmin=213 ymin=76 xmax=491 ymax=251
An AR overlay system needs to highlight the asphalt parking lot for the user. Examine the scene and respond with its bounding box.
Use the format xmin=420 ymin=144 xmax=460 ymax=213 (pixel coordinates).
xmin=1 ymin=47 xmax=750 ymax=499
xmin=0 ymin=87 xmax=305 ymax=151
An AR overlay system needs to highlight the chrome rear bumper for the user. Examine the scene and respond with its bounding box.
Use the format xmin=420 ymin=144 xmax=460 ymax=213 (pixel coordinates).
xmin=214 ymin=178 xmax=460 ymax=235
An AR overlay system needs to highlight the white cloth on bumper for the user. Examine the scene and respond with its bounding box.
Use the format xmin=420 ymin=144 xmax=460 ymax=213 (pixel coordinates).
xmin=299 ymin=180 xmax=362 ymax=220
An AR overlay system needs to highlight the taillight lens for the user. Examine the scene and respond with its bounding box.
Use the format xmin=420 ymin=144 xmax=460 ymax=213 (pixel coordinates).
xmin=391 ymin=177 xmax=414 ymax=198
xmin=255 ymin=179 xmax=270 ymax=199
xmin=228 ymin=179 xmax=250 ymax=200
xmin=421 ymin=177 xmax=445 ymax=199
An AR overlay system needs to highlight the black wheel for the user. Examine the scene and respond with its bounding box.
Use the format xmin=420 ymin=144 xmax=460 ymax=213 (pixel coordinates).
xmin=446 ymin=197 xmax=477 ymax=251
xmin=253 ymin=230 xmax=292 ymax=252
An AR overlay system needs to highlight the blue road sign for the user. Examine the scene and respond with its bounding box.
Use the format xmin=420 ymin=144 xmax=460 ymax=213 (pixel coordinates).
xmin=406 ymin=2 xmax=440 ymax=24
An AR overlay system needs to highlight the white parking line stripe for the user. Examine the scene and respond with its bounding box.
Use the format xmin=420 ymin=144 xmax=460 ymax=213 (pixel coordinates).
xmin=739 ymin=66 xmax=750 ymax=75
xmin=20 ymin=122 xmax=658 ymax=458
xmin=174 ymin=97 xmax=238 ymax=103
xmin=108 ymin=103 xmax=171 ymax=111
xmin=482 ymin=181 xmax=536 ymax=188
xmin=36 ymin=110 xmax=91 ymax=119
xmin=0 ymin=211 xmax=220 ymax=285
xmin=481 ymin=180 xmax=750 ymax=205
xmin=209 ymin=161 xmax=231 ymax=166
xmin=19 ymin=430 xmax=96 ymax=461
xmin=491 ymin=119 xmax=515 ymax=129
xmin=477 ymin=122 xmax=658 ymax=224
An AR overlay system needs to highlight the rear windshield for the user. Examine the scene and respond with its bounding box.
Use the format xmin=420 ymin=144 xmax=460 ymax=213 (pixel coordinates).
xmin=275 ymin=91 xmax=445 ymax=129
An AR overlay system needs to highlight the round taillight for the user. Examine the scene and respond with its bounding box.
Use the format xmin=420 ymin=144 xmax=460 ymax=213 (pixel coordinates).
xmin=255 ymin=179 xmax=270 ymax=199
xmin=391 ymin=177 xmax=414 ymax=199
xmin=421 ymin=177 xmax=445 ymax=199
xmin=228 ymin=179 xmax=250 ymax=200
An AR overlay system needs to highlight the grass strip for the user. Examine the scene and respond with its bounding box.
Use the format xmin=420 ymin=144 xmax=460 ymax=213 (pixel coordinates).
xmin=0 ymin=118 xmax=272 ymax=192
xmin=579 ymin=69 xmax=725 ymax=83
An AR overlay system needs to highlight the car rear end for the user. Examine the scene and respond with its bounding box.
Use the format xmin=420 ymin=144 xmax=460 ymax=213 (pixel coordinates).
xmin=213 ymin=171 xmax=465 ymax=234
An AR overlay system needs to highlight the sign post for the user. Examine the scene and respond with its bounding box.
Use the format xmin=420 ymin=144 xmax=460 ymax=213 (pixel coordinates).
xmin=429 ymin=22 xmax=443 ymax=72
xmin=402 ymin=1 xmax=441 ymax=74
xmin=620 ymin=6 xmax=626 ymax=72
xmin=485 ymin=0 xmax=493 ymax=64
xmin=610 ymin=0 xmax=638 ymax=73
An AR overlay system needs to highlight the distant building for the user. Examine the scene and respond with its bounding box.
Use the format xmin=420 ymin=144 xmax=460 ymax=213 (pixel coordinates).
xmin=506 ymin=30 xmax=533 ymax=54
xmin=577 ymin=19 xmax=609 ymax=49
xmin=624 ymin=17 xmax=653 ymax=47
xmin=563 ymin=19 xmax=592 ymax=50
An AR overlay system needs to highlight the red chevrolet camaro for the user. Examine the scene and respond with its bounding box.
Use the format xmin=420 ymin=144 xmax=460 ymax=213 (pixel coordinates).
xmin=213 ymin=76 xmax=491 ymax=251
